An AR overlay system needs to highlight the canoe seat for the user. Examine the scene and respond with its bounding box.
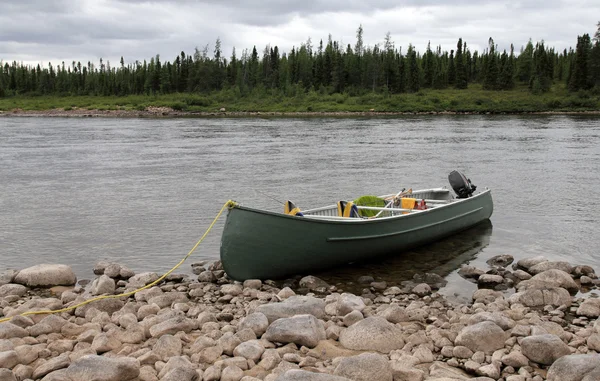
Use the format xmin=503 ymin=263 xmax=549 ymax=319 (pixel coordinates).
xmin=284 ymin=200 xmax=304 ymax=216
xmin=337 ymin=201 xmax=360 ymax=218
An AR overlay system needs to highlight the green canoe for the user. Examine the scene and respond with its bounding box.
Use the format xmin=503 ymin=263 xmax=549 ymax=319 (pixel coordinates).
xmin=220 ymin=187 xmax=493 ymax=281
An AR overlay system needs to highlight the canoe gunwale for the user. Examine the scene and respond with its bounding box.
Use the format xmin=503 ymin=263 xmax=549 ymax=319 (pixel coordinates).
xmin=228 ymin=188 xmax=491 ymax=225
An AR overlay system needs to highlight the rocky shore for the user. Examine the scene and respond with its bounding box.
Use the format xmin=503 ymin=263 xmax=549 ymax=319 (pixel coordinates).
xmin=2 ymin=107 xmax=600 ymax=118
xmin=0 ymin=255 xmax=599 ymax=381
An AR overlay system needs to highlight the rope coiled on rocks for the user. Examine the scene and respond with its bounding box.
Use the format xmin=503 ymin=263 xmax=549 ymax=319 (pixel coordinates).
xmin=0 ymin=200 xmax=237 ymax=324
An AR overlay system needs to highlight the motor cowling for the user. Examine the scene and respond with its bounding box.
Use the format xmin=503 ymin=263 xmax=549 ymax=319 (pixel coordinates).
xmin=448 ymin=170 xmax=477 ymax=198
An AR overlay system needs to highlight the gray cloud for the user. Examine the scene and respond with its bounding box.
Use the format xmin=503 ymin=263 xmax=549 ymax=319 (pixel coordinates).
xmin=0 ymin=0 xmax=598 ymax=66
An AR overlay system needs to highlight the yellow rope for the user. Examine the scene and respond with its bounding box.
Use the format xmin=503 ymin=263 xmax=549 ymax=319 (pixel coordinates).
xmin=0 ymin=200 xmax=237 ymax=324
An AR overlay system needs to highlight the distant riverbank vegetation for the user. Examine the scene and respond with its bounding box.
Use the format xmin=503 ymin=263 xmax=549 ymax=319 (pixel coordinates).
xmin=1 ymin=23 xmax=599 ymax=113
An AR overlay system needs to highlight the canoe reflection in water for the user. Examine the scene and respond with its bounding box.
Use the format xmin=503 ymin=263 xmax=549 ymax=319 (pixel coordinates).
xmin=305 ymin=219 xmax=493 ymax=295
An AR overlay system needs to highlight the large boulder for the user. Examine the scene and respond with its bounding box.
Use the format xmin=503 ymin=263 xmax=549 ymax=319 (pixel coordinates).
xmin=256 ymin=296 xmax=326 ymax=323
xmin=547 ymin=354 xmax=600 ymax=381
xmin=13 ymin=264 xmax=76 ymax=287
xmin=516 ymin=269 xmax=579 ymax=294
xmin=263 ymin=314 xmax=325 ymax=348
xmin=90 ymin=275 xmax=116 ymax=295
xmin=508 ymin=287 xmax=572 ymax=307
xmin=339 ymin=316 xmax=404 ymax=354
xmin=333 ymin=353 xmax=392 ymax=381
xmin=64 ymin=355 xmax=140 ymax=381
xmin=520 ymin=334 xmax=571 ymax=365
xmin=455 ymin=321 xmax=507 ymax=354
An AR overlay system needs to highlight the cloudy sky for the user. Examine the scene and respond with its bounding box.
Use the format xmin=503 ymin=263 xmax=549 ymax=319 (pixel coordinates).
xmin=1 ymin=0 xmax=599 ymax=66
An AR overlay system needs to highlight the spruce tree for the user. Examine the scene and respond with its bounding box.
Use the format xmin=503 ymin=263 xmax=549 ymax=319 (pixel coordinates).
xmin=455 ymin=38 xmax=468 ymax=89
xmin=483 ymin=38 xmax=499 ymax=90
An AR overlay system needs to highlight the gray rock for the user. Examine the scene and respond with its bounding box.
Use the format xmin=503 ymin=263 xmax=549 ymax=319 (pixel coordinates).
xmin=502 ymin=351 xmax=530 ymax=368
xmin=158 ymin=356 xmax=195 ymax=379
xmin=147 ymin=292 xmax=188 ymax=308
xmin=218 ymin=332 xmax=242 ymax=356
xmin=339 ymin=316 xmax=404 ymax=354
xmin=0 ymin=284 xmax=27 ymax=298
xmin=576 ymin=298 xmax=600 ymax=318
xmin=150 ymin=316 xmax=197 ymax=337
xmin=513 ymin=269 xmax=532 ymax=280
xmin=103 ymin=263 xmax=122 ymax=278
xmin=91 ymin=333 xmax=121 ymax=353
xmin=379 ymin=305 xmax=409 ymax=323
xmin=487 ymin=254 xmax=514 ymax=267
xmin=221 ymin=284 xmax=243 ymax=296
xmin=586 ymin=333 xmax=600 ymax=351
xmin=529 ymin=261 xmax=573 ymax=275
xmin=90 ymin=275 xmax=116 ymax=295
xmin=0 ymin=324 xmax=28 ymax=339
xmin=65 ymin=355 xmax=140 ymax=381
xmin=342 ymin=310 xmax=364 ymax=327
xmin=521 ymin=334 xmax=571 ymax=365
xmin=478 ymin=274 xmax=504 ymax=287
xmin=0 ymin=368 xmax=16 ymax=381
xmin=458 ymin=265 xmax=484 ymax=280
xmin=472 ymin=289 xmax=504 ymax=303
xmin=32 ymin=352 xmax=71 ymax=379
xmin=333 ymin=353 xmax=392 ymax=381
xmin=275 ymin=370 xmax=351 ymax=381
xmin=197 ymin=270 xmax=216 ymax=283
xmin=452 ymin=346 xmax=474 ymax=359
xmin=572 ymin=265 xmax=596 ymax=278
xmin=468 ymin=312 xmax=516 ymax=330
xmin=455 ymin=321 xmax=507 ymax=354
xmin=0 ymin=350 xmax=19 ymax=369
xmin=428 ymin=361 xmax=471 ymax=380
xmin=153 ymin=334 xmax=182 ymax=361
xmin=13 ymin=264 xmax=76 ymax=287
xmin=233 ymin=341 xmax=265 ymax=362
xmin=127 ymin=272 xmax=159 ymax=288
xmin=336 ymin=293 xmax=366 ymax=315
xmin=238 ymin=312 xmax=269 ymax=336
xmin=74 ymin=298 xmax=124 ymax=317
xmin=517 ymin=269 xmax=579 ymax=293
xmin=243 ymin=279 xmax=262 ymax=289
xmin=546 ymin=354 xmax=600 ymax=381
xmin=299 ymin=276 xmax=329 ymax=291
xmin=256 ymin=296 xmax=326 ymax=323
xmin=161 ymin=367 xmax=199 ymax=381
xmin=263 ymin=314 xmax=325 ymax=348
xmin=508 ymin=287 xmax=572 ymax=307
xmin=221 ymin=365 xmax=244 ymax=381
xmin=0 ymin=270 xmax=17 ymax=287
xmin=516 ymin=256 xmax=548 ymax=271
xmin=411 ymin=283 xmax=432 ymax=296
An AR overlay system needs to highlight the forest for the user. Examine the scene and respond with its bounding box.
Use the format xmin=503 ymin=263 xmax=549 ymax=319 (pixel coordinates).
xmin=0 ymin=24 xmax=599 ymax=113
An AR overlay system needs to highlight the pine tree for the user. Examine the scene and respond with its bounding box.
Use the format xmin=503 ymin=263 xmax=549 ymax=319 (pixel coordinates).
xmin=455 ymin=38 xmax=468 ymax=89
xmin=483 ymin=38 xmax=499 ymax=90
xmin=569 ymin=34 xmax=592 ymax=91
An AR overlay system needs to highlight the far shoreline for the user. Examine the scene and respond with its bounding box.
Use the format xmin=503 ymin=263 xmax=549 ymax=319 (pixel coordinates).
xmin=2 ymin=107 xmax=600 ymax=119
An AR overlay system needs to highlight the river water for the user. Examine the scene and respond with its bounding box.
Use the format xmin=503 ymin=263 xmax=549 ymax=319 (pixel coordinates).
xmin=1 ymin=115 xmax=599 ymax=299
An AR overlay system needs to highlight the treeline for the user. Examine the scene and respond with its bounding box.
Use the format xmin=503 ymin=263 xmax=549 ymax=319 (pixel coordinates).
xmin=1 ymin=24 xmax=600 ymax=99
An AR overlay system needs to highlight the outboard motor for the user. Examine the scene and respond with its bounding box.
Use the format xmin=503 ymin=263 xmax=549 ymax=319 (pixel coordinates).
xmin=448 ymin=170 xmax=477 ymax=198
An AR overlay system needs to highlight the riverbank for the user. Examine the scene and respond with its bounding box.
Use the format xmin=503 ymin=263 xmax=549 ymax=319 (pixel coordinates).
xmin=1 ymin=85 xmax=599 ymax=117
xmin=2 ymin=107 xmax=600 ymax=119
xmin=0 ymin=255 xmax=599 ymax=381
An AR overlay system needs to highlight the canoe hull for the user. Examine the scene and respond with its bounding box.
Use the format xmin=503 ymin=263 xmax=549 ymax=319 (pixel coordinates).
xmin=220 ymin=190 xmax=493 ymax=281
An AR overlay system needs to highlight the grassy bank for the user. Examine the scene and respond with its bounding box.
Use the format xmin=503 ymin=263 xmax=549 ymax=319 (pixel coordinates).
xmin=1 ymin=84 xmax=599 ymax=114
